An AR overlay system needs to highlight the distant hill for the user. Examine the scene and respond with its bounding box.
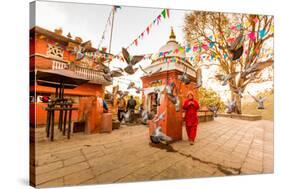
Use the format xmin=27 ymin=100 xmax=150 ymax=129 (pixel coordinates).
xmin=242 ymin=93 xmax=273 ymax=121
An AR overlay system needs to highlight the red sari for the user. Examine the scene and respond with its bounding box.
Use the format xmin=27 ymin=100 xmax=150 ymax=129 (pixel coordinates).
xmin=183 ymin=98 xmax=200 ymax=142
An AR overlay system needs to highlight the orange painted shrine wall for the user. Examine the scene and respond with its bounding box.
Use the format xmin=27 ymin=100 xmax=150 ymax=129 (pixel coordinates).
xmin=30 ymin=30 xmax=105 ymax=127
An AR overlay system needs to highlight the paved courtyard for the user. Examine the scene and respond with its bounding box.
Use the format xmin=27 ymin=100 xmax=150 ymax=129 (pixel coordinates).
xmin=32 ymin=117 xmax=273 ymax=187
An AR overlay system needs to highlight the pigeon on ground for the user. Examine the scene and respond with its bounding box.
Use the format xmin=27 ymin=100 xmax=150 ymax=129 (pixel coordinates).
xmin=248 ymin=92 xmax=266 ymax=109
xmin=122 ymin=48 xmax=144 ymax=75
xmin=150 ymin=126 xmax=172 ymax=144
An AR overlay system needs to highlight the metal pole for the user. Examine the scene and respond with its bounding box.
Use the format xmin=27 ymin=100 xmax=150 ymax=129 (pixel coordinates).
xmin=108 ymin=7 xmax=115 ymax=54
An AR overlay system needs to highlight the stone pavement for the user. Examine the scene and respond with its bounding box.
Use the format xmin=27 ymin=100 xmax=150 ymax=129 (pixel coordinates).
xmin=33 ymin=117 xmax=273 ymax=188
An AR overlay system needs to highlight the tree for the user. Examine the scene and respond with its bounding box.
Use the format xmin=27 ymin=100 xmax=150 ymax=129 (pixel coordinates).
xmin=198 ymin=87 xmax=224 ymax=111
xmin=183 ymin=12 xmax=273 ymax=114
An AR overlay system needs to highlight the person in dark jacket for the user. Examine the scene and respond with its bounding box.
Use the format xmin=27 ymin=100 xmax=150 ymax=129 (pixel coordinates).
xmin=127 ymin=96 xmax=137 ymax=122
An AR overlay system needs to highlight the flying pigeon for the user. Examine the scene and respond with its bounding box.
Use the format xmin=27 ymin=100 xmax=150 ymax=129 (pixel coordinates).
xmin=103 ymin=69 xmax=123 ymax=82
xmin=122 ymin=48 xmax=144 ymax=74
xmin=242 ymin=59 xmax=273 ymax=78
xmin=165 ymin=82 xmax=175 ymax=96
xmin=167 ymin=89 xmax=180 ymax=112
xmin=139 ymin=65 xmax=162 ymax=76
xmin=194 ymin=68 xmax=202 ymax=88
xmin=141 ymin=110 xmax=154 ymax=124
xmin=154 ymin=88 xmax=162 ymax=106
xmin=208 ymin=104 xmax=219 ymax=117
xmin=225 ymin=100 xmax=236 ymax=114
xmin=215 ymin=72 xmax=239 ymax=86
xmin=150 ymin=126 xmax=172 ymax=144
xmin=227 ymin=31 xmax=244 ymax=61
xmin=127 ymin=81 xmax=143 ymax=94
xmin=178 ymin=71 xmax=190 ymax=85
xmin=117 ymin=90 xmax=129 ymax=99
xmin=233 ymin=87 xmax=244 ymax=98
xmin=73 ymin=45 xmax=85 ymax=61
xmin=153 ymin=111 xmax=166 ymax=123
xmin=248 ymin=92 xmax=266 ymax=109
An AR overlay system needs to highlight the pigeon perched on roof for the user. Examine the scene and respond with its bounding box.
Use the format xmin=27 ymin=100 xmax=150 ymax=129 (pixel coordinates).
xmin=139 ymin=65 xmax=162 ymax=77
xmin=122 ymin=48 xmax=144 ymax=75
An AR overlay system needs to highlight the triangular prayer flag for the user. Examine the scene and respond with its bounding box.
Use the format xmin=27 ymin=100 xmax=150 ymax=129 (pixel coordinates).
xmin=253 ymin=16 xmax=259 ymax=23
xmin=161 ymin=9 xmax=166 ymax=19
xmin=157 ymin=15 xmax=161 ymax=25
xmin=193 ymin=46 xmax=198 ymax=52
xmin=202 ymin=44 xmax=209 ymax=50
xmin=146 ymin=26 xmax=150 ymax=34
xmin=259 ymin=29 xmax=266 ymax=39
xmin=248 ymin=32 xmax=256 ymax=40
xmin=209 ymin=42 xmax=215 ymax=48
xmin=134 ymin=39 xmax=138 ymax=46
xmin=185 ymin=47 xmax=191 ymax=53
xmin=166 ymin=9 xmax=170 ymax=18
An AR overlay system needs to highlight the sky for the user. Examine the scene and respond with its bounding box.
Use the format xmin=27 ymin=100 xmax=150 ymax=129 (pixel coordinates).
xmin=35 ymin=0 xmax=273 ymax=102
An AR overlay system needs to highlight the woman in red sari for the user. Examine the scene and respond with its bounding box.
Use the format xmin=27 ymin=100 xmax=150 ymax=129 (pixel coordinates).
xmin=183 ymin=91 xmax=200 ymax=145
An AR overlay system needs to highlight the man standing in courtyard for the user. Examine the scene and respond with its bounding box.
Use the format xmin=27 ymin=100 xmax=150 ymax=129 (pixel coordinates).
xmin=183 ymin=91 xmax=200 ymax=145
xmin=117 ymin=96 xmax=126 ymax=122
xmin=127 ymin=96 xmax=137 ymax=123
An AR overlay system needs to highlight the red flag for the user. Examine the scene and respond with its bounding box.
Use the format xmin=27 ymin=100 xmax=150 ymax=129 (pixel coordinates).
xmin=146 ymin=26 xmax=150 ymax=34
xmin=166 ymin=9 xmax=170 ymax=18
xmin=157 ymin=15 xmax=161 ymax=25
xmin=134 ymin=39 xmax=138 ymax=46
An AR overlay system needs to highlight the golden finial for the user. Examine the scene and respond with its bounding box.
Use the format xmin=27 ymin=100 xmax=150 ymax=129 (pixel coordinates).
xmin=169 ymin=27 xmax=176 ymax=40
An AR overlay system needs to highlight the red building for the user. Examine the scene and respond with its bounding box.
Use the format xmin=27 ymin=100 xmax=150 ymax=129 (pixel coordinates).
xmin=30 ymin=26 xmax=112 ymax=129
xmin=141 ymin=28 xmax=198 ymax=141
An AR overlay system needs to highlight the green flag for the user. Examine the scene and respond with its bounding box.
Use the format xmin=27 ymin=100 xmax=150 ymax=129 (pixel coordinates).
xmin=161 ymin=9 xmax=166 ymax=19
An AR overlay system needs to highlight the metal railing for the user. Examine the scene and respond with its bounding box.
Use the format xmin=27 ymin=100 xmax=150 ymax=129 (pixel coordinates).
xmin=52 ymin=61 xmax=111 ymax=85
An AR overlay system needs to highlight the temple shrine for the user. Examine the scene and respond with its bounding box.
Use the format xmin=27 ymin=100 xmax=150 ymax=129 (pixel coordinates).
xmin=141 ymin=28 xmax=199 ymax=141
xmin=30 ymin=26 xmax=112 ymax=134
